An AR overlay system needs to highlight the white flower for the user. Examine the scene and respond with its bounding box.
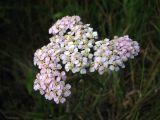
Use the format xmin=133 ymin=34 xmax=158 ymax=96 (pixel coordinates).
xmin=65 ymin=62 xmax=73 ymax=72
xmin=109 ymin=65 xmax=115 ymax=71
xmin=89 ymin=67 xmax=95 ymax=72
xmin=80 ymin=69 xmax=87 ymax=74
xmin=65 ymin=84 xmax=71 ymax=89
xmin=92 ymin=31 xmax=98 ymax=38
xmin=60 ymin=97 xmax=66 ymax=103
xmin=54 ymin=97 xmax=59 ymax=104
xmin=64 ymin=90 xmax=71 ymax=97
xmin=33 ymin=83 xmax=40 ymax=91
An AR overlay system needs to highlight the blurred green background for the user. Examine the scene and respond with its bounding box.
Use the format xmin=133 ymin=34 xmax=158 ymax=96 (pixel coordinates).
xmin=0 ymin=0 xmax=160 ymax=120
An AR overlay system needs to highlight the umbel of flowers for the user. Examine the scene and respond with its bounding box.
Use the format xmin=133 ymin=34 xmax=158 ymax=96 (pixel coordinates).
xmin=33 ymin=16 xmax=140 ymax=104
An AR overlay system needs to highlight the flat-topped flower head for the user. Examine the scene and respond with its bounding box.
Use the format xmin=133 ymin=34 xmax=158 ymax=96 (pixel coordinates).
xmin=49 ymin=16 xmax=98 ymax=74
xmin=49 ymin=16 xmax=82 ymax=36
xmin=90 ymin=35 xmax=140 ymax=74
xmin=33 ymin=15 xmax=140 ymax=104
xmin=33 ymin=69 xmax=71 ymax=104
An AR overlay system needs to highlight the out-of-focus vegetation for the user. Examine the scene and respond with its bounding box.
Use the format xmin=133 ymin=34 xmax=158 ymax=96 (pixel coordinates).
xmin=0 ymin=0 xmax=160 ymax=119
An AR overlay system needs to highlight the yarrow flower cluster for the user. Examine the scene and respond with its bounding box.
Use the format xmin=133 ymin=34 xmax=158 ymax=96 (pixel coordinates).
xmin=33 ymin=43 xmax=71 ymax=104
xmin=49 ymin=16 xmax=98 ymax=74
xmin=33 ymin=16 xmax=140 ymax=104
xmin=90 ymin=35 xmax=140 ymax=74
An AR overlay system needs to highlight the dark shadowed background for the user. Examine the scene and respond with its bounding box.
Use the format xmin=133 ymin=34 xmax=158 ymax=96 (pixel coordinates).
xmin=0 ymin=0 xmax=160 ymax=119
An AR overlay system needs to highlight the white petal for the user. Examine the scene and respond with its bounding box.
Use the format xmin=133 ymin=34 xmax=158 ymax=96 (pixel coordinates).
xmin=65 ymin=84 xmax=71 ymax=90
xmin=60 ymin=97 xmax=66 ymax=103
